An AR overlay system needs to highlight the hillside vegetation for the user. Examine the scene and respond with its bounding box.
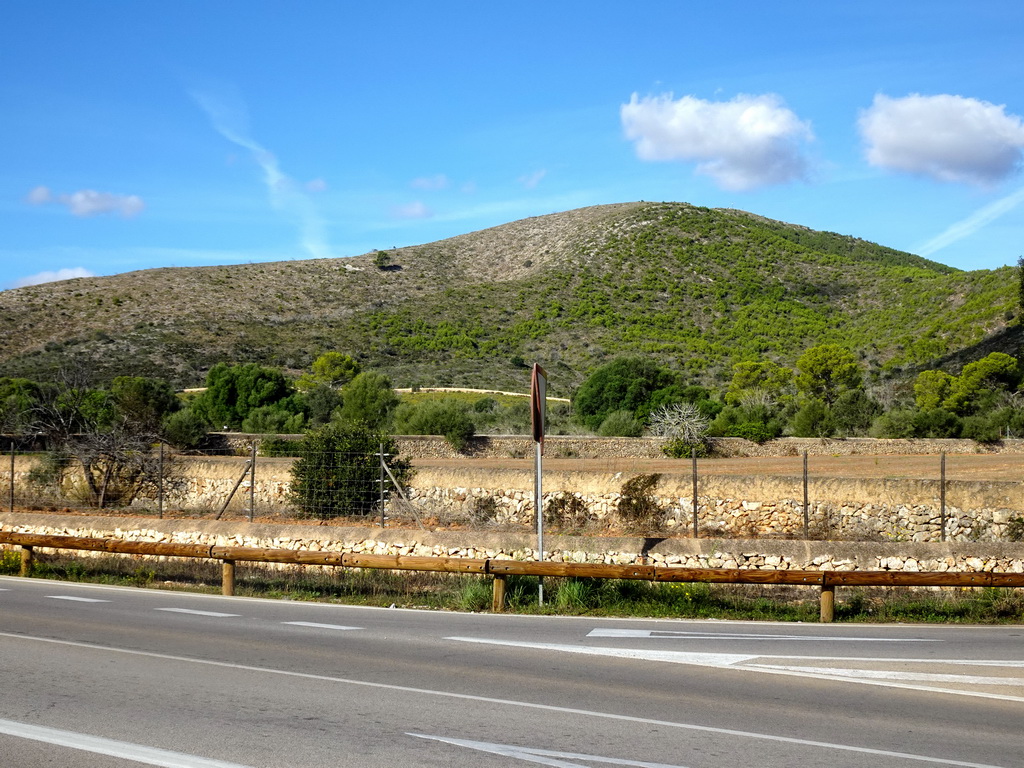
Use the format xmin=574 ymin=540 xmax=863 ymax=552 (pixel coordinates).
xmin=0 ymin=202 xmax=1016 ymax=394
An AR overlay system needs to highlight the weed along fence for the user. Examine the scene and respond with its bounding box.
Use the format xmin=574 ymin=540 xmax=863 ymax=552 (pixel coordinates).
xmin=4 ymin=530 xmax=1024 ymax=622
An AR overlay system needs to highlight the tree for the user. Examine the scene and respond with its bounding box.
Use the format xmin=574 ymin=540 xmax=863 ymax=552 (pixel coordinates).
xmin=572 ymin=357 xmax=681 ymax=431
xmin=335 ymin=372 xmax=398 ymax=428
xmin=942 ymin=352 xmax=1021 ymax=414
xmin=289 ymin=422 xmax=410 ymax=519
xmin=914 ymin=370 xmax=956 ymax=410
xmin=0 ymin=377 xmax=41 ymax=433
xmin=301 ymin=383 xmax=343 ymax=427
xmin=725 ymin=360 xmax=792 ymax=405
xmin=191 ymin=363 xmax=294 ymax=429
xmin=296 ymin=352 xmax=361 ymax=391
xmin=391 ymin=399 xmax=476 ymax=451
xmin=795 ymin=345 xmax=862 ymax=404
xmin=373 ymin=251 xmax=391 ymax=270
xmin=30 ymin=368 xmax=172 ymax=508
xmin=110 ymin=376 xmax=180 ymax=433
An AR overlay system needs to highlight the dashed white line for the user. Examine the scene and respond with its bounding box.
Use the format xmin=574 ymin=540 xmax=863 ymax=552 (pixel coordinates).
xmin=282 ymin=621 xmax=361 ymax=631
xmin=154 ymin=608 xmax=239 ymax=618
xmin=45 ymin=595 xmax=110 ymax=603
xmin=0 ymin=716 xmax=254 ymax=767
xmin=0 ymin=631 xmax=1006 ymax=768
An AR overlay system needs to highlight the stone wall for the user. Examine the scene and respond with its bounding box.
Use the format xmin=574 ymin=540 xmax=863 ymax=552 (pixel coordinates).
xmin=5 ymin=454 xmax=1024 ymax=544
xmin=212 ymin=433 xmax=1024 ymax=459
xmin=2 ymin=511 xmax=1022 ymax=574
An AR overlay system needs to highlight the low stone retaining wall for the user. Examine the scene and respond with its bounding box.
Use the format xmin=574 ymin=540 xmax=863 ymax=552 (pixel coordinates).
xmin=212 ymin=434 xmax=1024 ymax=459
xmin=5 ymin=456 xmax=1024 ymax=543
xmin=2 ymin=512 xmax=1022 ymax=574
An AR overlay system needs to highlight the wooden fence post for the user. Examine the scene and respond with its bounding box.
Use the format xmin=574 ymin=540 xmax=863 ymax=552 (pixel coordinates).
xmin=820 ymin=584 xmax=835 ymax=623
xmin=20 ymin=545 xmax=33 ymax=577
xmin=492 ymin=575 xmax=507 ymax=612
xmin=222 ymin=560 xmax=236 ymax=596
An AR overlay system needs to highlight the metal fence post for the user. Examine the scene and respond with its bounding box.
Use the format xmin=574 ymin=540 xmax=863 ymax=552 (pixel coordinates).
xmin=802 ymin=450 xmax=809 ymax=539
xmin=940 ymin=451 xmax=946 ymax=542
xmin=379 ymin=442 xmax=386 ymax=528
xmin=248 ymin=442 xmax=256 ymax=522
xmin=157 ymin=441 xmax=164 ymax=520
xmin=691 ymin=447 xmax=699 ymax=538
xmin=8 ymin=442 xmax=14 ymax=516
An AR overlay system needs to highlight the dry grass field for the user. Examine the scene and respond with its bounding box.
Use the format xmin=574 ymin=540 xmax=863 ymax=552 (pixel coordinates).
xmin=413 ymin=453 xmax=1024 ymax=481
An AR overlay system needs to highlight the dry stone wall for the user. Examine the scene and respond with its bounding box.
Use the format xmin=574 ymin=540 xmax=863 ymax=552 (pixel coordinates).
xmin=5 ymin=451 xmax=1024 ymax=544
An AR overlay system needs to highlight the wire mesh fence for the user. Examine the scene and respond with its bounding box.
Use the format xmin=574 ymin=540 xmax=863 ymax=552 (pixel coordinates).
xmin=4 ymin=436 xmax=1024 ymax=543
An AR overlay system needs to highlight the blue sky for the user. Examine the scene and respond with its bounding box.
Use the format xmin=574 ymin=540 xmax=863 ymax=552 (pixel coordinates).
xmin=2 ymin=1 xmax=1024 ymax=290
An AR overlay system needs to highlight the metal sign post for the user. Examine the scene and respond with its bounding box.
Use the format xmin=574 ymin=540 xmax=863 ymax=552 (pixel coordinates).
xmin=531 ymin=364 xmax=547 ymax=606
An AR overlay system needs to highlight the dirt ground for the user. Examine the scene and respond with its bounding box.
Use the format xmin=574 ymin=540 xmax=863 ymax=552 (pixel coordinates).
xmin=413 ymin=454 xmax=1024 ymax=481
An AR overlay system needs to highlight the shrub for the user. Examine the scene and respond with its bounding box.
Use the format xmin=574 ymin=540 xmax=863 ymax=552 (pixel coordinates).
xmin=1005 ymin=516 xmax=1024 ymax=542
xmin=162 ymin=409 xmax=208 ymax=450
xmin=391 ymin=399 xmax=476 ymax=451
xmin=597 ymin=409 xmax=644 ymax=437
xmin=617 ymin=473 xmax=665 ymax=533
xmin=544 ymin=493 xmax=593 ymax=532
xmin=289 ymin=422 xmax=410 ymax=519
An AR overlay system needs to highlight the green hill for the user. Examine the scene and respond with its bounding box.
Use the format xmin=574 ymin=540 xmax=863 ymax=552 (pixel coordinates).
xmin=0 ymin=202 xmax=1015 ymax=395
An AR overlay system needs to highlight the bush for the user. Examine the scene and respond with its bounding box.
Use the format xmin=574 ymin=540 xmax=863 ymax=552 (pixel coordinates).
xmin=662 ymin=438 xmax=712 ymax=458
xmin=289 ymin=422 xmax=410 ymax=519
xmin=391 ymin=399 xmax=476 ymax=451
xmin=1006 ymin=517 xmax=1024 ymax=542
xmin=597 ymin=409 xmax=644 ymax=437
xmin=162 ymin=409 xmax=208 ymax=450
xmin=616 ymin=473 xmax=665 ymax=533
xmin=544 ymin=493 xmax=593 ymax=532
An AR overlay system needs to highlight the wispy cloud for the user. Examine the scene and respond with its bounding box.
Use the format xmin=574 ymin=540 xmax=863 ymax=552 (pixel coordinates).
xmin=12 ymin=267 xmax=96 ymax=288
xmin=518 ymin=169 xmax=547 ymax=189
xmin=392 ymin=201 xmax=433 ymax=219
xmin=411 ymin=174 xmax=450 ymax=191
xmin=918 ymin=186 xmax=1024 ymax=256
xmin=860 ymin=94 xmax=1024 ymax=186
xmin=190 ymin=85 xmax=333 ymax=260
xmin=26 ymin=186 xmax=144 ymax=217
xmin=621 ymin=92 xmax=814 ymax=190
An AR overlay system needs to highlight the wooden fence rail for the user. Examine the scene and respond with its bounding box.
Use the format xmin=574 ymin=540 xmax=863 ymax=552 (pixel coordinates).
xmin=3 ymin=531 xmax=1023 ymax=622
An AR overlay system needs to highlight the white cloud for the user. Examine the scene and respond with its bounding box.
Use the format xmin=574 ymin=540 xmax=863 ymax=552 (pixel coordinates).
xmin=859 ymin=94 xmax=1024 ymax=186
xmin=392 ymin=201 xmax=433 ymax=219
xmin=13 ymin=267 xmax=96 ymax=288
xmin=26 ymin=186 xmax=144 ymax=217
xmin=918 ymin=185 xmax=1024 ymax=256
xmin=26 ymin=186 xmax=52 ymax=204
xmin=191 ymin=86 xmax=334 ymax=260
xmin=621 ymin=92 xmax=814 ymax=190
xmin=411 ymin=174 xmax=450 ymax=191
xmin=305 ymin=178 xmax=328 ymax=193
xmin=62 ymin=190 xmax=145 ymax=217
xmin=518 ymin=169 xmax=547 ymax=189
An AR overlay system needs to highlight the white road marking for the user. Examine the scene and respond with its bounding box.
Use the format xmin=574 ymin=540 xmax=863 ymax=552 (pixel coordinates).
xmin=0 ymin=630 xmax=1009 ymax=768
xmin=588 ymin=628 xmax=941 ymax=642
xmin=0 ymin=716 xmax=254 ymax=768
xmin=410 ymin=733 xmax=689 ymax=767
xmin=154 ymin=608 xmax=239 ymax=618
xmin=754 ymin=665 xmax=1023 ymax=686
xmin=447 ymin=637 xmax=1024 ymax=703
xmin=45 ymin=595 xmax=110 ymax=603
xmin=282 ymin=621 xmax=361 ymax=631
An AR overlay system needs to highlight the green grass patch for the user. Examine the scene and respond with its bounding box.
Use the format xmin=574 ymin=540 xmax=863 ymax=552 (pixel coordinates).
xmin=5 ymin=551 xmax=1023 ymax=623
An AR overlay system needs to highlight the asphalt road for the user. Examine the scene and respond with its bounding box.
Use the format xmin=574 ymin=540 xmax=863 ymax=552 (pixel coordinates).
xmin=1 ymin=575 xmax=1022 ymax=767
